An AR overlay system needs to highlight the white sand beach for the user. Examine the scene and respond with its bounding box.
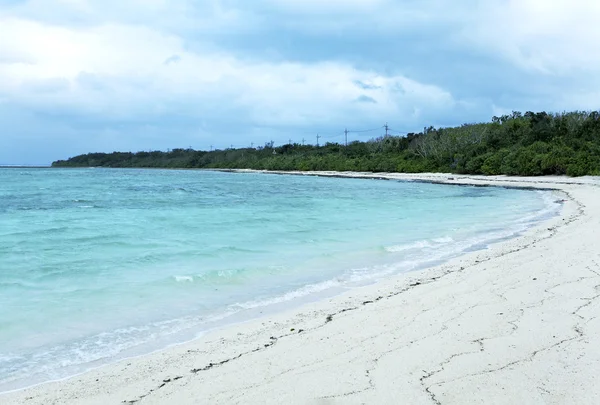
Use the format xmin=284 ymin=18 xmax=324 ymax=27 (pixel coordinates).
xmin=3 ymin=173 xmax=600 ymax=405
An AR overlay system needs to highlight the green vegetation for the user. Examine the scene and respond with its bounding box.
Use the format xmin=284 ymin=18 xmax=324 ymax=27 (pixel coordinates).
xmin=52 ymin=111 xmax=600 ymax=176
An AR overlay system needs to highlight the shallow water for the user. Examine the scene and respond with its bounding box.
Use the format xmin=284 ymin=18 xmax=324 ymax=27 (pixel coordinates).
xmin=0 ymin=168 xmax=559 ymax=391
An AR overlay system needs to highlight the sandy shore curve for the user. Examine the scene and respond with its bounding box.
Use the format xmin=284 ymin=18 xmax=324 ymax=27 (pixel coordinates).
xmin=3 ymin=173 xmax=599 ymax=405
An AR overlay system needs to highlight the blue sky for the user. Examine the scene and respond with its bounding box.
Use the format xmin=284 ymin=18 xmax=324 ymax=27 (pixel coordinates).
xmin=1 ymin=0 xmax=599 ymax=164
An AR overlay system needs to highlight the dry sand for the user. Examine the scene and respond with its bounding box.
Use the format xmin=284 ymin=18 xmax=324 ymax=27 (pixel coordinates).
xmin=3 ymin=173 xmax=600 ymax=405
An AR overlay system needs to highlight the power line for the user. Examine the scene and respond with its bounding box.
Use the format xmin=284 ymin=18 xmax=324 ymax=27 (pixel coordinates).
xmin=347 ymin=126 xmax=384 ymax=133
xmin=321 ymin=133 xmax=344 ymax=139
xmin=352 ymin=132 xmax=384 ymax=137
xmin=203 ymin=123 xmax=410 ymax=152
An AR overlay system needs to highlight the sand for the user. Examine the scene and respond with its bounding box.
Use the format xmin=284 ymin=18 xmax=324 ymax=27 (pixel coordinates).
xmin=3 ymin=173 xmax=600 ymax=405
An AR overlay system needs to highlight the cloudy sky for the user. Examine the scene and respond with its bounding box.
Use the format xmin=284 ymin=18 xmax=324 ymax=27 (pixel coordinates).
xmin=1 ymin=0 xmax=599 ymax=164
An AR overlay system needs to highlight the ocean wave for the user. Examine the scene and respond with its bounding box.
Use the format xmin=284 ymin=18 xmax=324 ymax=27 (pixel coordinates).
xmin=170 ymin=266 xmax=276 ymax=286
xmin=385 ymin=236 xmax=453 ymax=253
xmin=215 ymin=246 xmax=268 ymax=254
xmin=230 ymin=279 xmax=342 ymax=310
xmin=0 ymin=281 xmax=39 ymax=290
xmin=0 ymin=308 xmax=239 ymax=390
xmin=173 ymin=275 xmax=194 ymax=283
xmin=16 ymin=207 xmax=49 ymax=211
xmin=385 ymin=241 xmax=432 ymax=252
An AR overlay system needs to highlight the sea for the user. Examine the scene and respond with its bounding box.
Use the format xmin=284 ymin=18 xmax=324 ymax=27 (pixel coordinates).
xmin=0 ymin=168 xmax=560 ymax=392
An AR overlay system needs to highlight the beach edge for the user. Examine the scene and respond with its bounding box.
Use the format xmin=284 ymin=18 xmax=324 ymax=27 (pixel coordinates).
xmin=3 ymin=172 xmax=599 ymax=405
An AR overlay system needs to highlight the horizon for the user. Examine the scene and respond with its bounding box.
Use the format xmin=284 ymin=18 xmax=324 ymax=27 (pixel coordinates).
xmin=0 ymin=164 xmax=50 ymax=167
xmin=2 ymin=0 xmax=599 ymax=165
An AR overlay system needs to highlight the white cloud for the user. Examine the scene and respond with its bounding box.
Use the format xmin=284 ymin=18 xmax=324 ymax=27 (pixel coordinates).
xmin=462 ymin=0 xmax=600 ymax=74
xmin=5 ymin=0 xmax=599 ymax=163
xmin=262 ymin=0 xmax=387 ymax=13
xmin=1 ymin=0 xmax=251 ymax=36
xmin=0 ymin=16 xmax=456 ymax=127
xmin=258 ymin=0 xmax=600 ymax=78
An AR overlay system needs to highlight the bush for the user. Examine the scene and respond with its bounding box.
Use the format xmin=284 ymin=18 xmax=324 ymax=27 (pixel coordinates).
xmin=52 ymin=110 xmax=600 ymax=177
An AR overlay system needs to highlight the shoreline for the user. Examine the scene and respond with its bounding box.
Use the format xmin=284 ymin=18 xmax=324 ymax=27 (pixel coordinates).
xmin=0 ymin=172 xmax=561 ymax=390
xmin=0 ymin=178 xmax=559 ymax=395
xmin=3 ymin=172 xmax=599 ymax=405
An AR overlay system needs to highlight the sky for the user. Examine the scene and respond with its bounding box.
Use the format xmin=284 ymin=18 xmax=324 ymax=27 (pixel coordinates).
xmin=1 ymin=0 xmax=599 ymax=164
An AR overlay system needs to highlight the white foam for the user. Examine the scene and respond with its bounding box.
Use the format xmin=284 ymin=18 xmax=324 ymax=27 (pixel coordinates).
xmin=231 ymin=279 xmax=342 ymax=310
xmin=384 ymin=236 xmax=453 ymax=253
xmin=0 ymin=309 xmax=240 ymax=391
xmin=173 ymin=276 xmax=194 ymax=283
xmin=385 ymin=240 xmax=432 ymax=252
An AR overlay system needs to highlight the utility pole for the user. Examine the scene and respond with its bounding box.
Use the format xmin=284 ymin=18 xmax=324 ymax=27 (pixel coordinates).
xmin=230 ymin=144 xmax=234 ymax=149
xmin=210 ymin=145 xmax=213 ymax=151
xmin=302 ymin=138 xmax=306 ymax=146
xmin=344 ymin=128 xmax=348 ymax=146
xmin=385 ymin=122 xmax=389 ymax=137
xmin=289 ymin=139 xmax=292 ymax=145
xmin=316 ymin=134 xmax=321 ymax=147
xmin=250 ymin=142 xmax=254 ymax=148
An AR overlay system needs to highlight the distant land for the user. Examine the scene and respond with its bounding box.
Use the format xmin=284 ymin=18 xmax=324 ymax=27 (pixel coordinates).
xmin=52 ymin=111 xmax=600 ymax=177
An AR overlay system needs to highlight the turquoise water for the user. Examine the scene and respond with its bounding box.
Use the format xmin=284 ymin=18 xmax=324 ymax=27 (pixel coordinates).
xmin=0 ymin=168 xmax=558 ymax=391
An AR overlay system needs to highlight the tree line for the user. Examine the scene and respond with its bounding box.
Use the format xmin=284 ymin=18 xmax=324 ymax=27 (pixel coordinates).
xmin=52 ymin=111 xmax=600 ymax=176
